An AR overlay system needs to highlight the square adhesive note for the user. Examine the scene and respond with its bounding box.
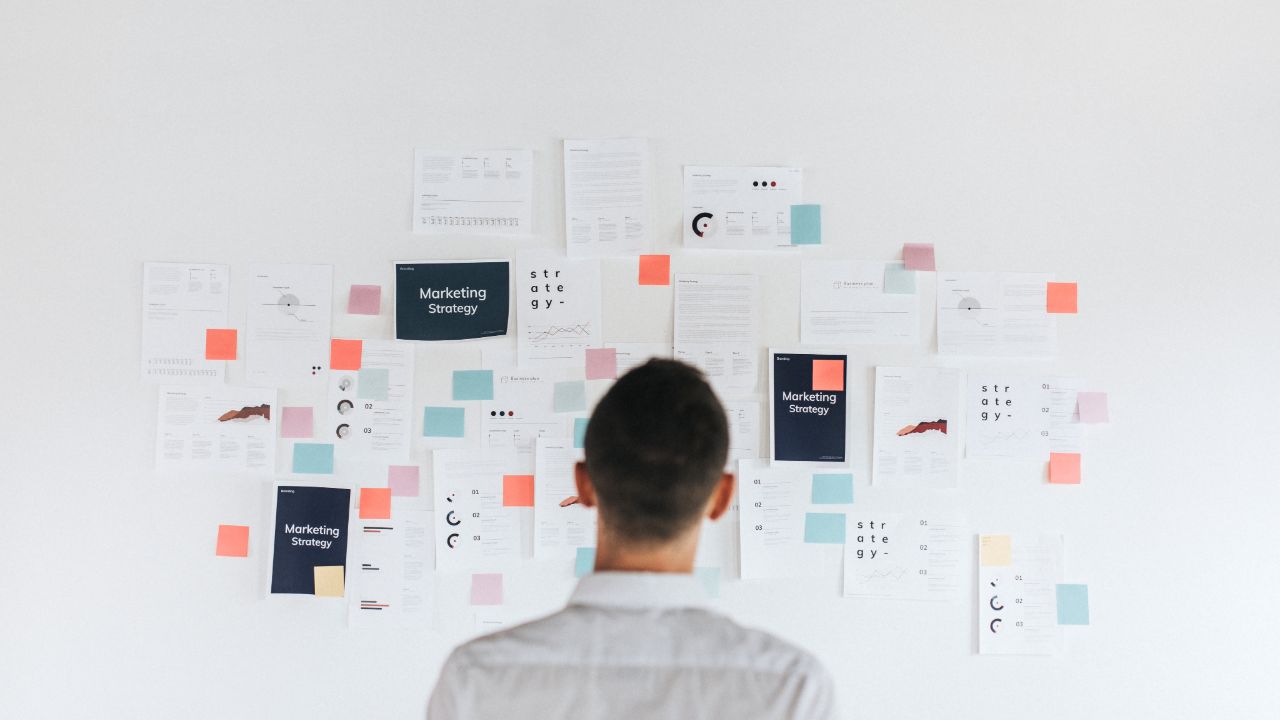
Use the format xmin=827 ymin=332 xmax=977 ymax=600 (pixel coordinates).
xmin=1076 ymin=392 xmax=1109 ymax=423
xmin=1056 ymin=584 xmax=1090 ymax=625
xmin=452 ymin=370 xmax=494 ymax=401
xmin=811 ymin=474 xmax=854 ymax=504
xmin=503 ymin=475 xmax=535 ymax=507
xmin=205 ymin=329 xmax=237 ymax=361
xmin=313 ymin=565 xmax=345 ymax=597
xmin=280 ymin=407 xmax=314 ymax=439
xmin=347 ymin=284 xmax=381 ymax=315
xmin=980 ymin=534 xmax=1013 ymax=566
xmin=638 ymin=255 xmax=670 ymax=286
xmin=1047 ymin=282 xmax=1078 ymax=314
xmin=902 ymin=243 xmax=936 ymax=271
xmin=1049 ymin=452 xmax=1082 ymax=485
xmin=803 ymin=512 xmax=846 ymax=544
xmin=215 ymin=525 xmax=249 ymax=557
xmin=423 ymin=406 xmax=465 ymax=437
xmin=790 ymin=204 xmax=821 ymax=245
xmin=470 ymin=573 xmax=504 ymax=605
xmin=553 ymin=380 xmax=587 ymax=413
xmin=357 ymin=368 xmax=390 ymax=401
xmin=359 ymin=487 xmax=392 ymax=520
xmin=812 ymin=359 xmax=844 ymax=392
xmin=292 ymin=443 xmax=334 ymax=474
xmin=388 ymin=465 xmax=420 ymax=497
xmin=575 ymin=547 xmax=596 ymax=578
xmin=883 ymin=263 xmax=916 ymax=294
xmin=585 ymin=348 xmax=618 ymax=380
xmin=330 ymin=339 xmax=362 ymax=370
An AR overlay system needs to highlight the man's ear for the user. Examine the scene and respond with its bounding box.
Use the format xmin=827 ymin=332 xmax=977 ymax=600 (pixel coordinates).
xmin=706 ymin=472 xmax=735 ymax=521
xmin=573 ymin=461 xmax=597 ymax=508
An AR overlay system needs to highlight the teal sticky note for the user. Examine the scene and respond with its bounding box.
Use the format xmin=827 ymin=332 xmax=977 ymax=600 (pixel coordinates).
xmin=574 ymin=547 xmax=596 ymax=578
xmin=573 ymin=417 xmax=589 ymax=449
xmin=811 ymin=474 xmax=854 ymax=504
xmin=694 ymin=567 xmax=721 ymax=599
xmin=452 ymin=370 xmax=494 ymax=401
xmin=357 ymin=368 xmax=390 ymax=401
xmin=553 ymin=380 xmax=587 ymax=413
xmin=423 ymin=406 xmax=465 ymax=438
xmin=790 ymin=204 xmax=821 ymax=245
xmin=1056 ymin=584 xmax=1090 ymax=625
xmin=292 ymin=443 xmax=334 ymax=474
xmin=883 ymin=262 xmax=916 ymax=294
xmin=803 ymin=512 xmax=846 ymax=544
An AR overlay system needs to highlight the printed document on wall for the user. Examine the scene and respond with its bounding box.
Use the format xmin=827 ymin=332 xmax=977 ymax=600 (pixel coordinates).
xmin=872 ymin=367 xmax=963 ymax=487
xmin=843 ymin=513 xmax=965 ymax=600
xmin=563 ymin=138 xmax=649 ymax=257
xmin=433 ymin=448 xmax=521 ymax=572
xmin=413 ymin=149 xmax=533 ymax=235
xmin=349 ymin=510 xmax=434 ymax=629
xmin=936 ymin=272 xmax=1055 ymax=357
xmin=978 ymin=533 xmax=1064 ymax=654
xmin=141 ymin=262 xmax=229 ymax=384
xmin=770 ymin=351 xmax=848 ymax=464
xmin=482 ymin=369 xmax=568 ymax=470
xmin=533 ymin=438 xmax=595 ymax=560
xmin=325 ymin=340 xmax=415 ymax=466
xmin=246 ymin=264 xmax=332 ymax=386
xmin=1048 ymin=377 xmax=1085 ymax=454
xmin=516 ymin=253 xmax=602 ymax=369
xmin=724 ymin=399 xmax=761 ymax=472
xmin=269 ymin=485 xmax=352 ymax=595
xmin=965 ymin=374 xmax=1051 ymax=459
xmin=674 ymin=274 xmax=760 ymax=393
xmin=683 ymin=166 xmax=803 ymax=250
xmin=737 ymin=460 xmax=830 ymax=580
xmin=801 ymin=260 xmax=918 ymax=345
xmin=156 ymin=385 xmax=277 ymax=474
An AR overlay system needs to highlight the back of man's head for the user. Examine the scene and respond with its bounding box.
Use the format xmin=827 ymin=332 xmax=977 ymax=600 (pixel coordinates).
xmin=583 ymin=359 xmax=729 ymax=544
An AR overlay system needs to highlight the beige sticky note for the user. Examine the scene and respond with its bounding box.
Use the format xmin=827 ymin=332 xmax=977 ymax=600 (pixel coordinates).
xmin=979 ymin=535 xmax=1013 ymax=567
xmin=313 ymin=565 xmax=345 ymax=597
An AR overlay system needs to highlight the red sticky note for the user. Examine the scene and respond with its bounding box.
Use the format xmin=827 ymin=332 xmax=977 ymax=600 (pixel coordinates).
xmin=812 ymin=359 xmax=845 ymax=392
xmin=215 ymin=524 xmax=250 ymax=557
xmin=638 ymin=255 xmax=670 ymax=286
xmin=585 ymin=348 xmax=618 ymax=380
xmin=330 ymin=338 xmax=362 ymax=370
xmin=388 ymin=465 xmax=420 ymax=497
xmin=359 ymin=487 xmax=392 ymax=519
xmin=902 ymin=243 xmax=936 ymax=271
xmin=1049 ymin=452 xmax=1082 ymax=484
xmin=470 ymin=573 xmax=504 ymax=605
xmin=205 ymin=329 xmax=238 ymax=361
xmin=1047 ymin=282 xmax=1078 ymax=314
xmin=503 ymin=475 xmax=535 ymax=507
xmin=347 ymin=284 xmax=382 ymax=315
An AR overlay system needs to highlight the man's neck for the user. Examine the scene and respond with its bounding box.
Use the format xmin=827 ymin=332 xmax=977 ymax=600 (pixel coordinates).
xmin=593 ymin=528 xmax=700 ymax=574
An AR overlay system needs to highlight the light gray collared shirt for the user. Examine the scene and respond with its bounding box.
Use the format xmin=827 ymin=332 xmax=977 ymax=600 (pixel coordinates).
xmin=427 ymin=571 xmax=837 ymax=719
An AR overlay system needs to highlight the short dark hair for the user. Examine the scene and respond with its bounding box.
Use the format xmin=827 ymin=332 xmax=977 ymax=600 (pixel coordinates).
xmin=583 ymin=359 xmax=729 ymax=544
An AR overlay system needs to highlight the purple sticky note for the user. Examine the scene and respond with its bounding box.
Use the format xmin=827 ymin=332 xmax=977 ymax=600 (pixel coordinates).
xmin=902 ymin=243 xmax=936 ymax=271
xmin=280 ymin=407 xmax=314 ymax=439
xmin=1077 ymin=392 xmax=1110 ymax=423
xmin=388 ymin=465 xmax=420 ymax=497
xmin=585 ymin=348 xmax=618 ymax=380
xmin=347 ymin=284 xmax=381 ymax=315
xmin=470 ymin=573 xmax=503 ymax=606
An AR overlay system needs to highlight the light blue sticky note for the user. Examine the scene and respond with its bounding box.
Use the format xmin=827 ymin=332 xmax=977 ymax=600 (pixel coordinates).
xmin=811 ymin=474 xmax=854 ymax=504
xmin=803 ymin=512 xmax=846 ymax=544
xmin=423 ymin=406 xmax=465 ymax=438
xmin=292 ymin=443 xmax=334 ymax=474
xmin=1056 ymin=584 xmax=1090 ymax=625
xmin=553 ymin=380 xmax=587 ymax=413
xmin=883 ymin=262 xmax=916 ymax=294
xmin=694 ymin=567 xmax=721 ymax=599
xmin=357 ymin=367 xmax=390 ymax=401
xmin=452 ymin=370 xmax=494 ymax=401
xmin=790 ymin=204 xmax=821 ymax=245
xmin=573 ymin=417 xmax=589 ymax=449
xmin=574 ymin=547 xmax=596 ymax=578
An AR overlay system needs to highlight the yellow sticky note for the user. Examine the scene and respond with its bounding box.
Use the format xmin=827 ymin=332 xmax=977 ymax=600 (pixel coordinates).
xmin=313 ymin=565 xmax=345 ymax=597
xmin=979 ymin=535 xmax=1013 ymax=567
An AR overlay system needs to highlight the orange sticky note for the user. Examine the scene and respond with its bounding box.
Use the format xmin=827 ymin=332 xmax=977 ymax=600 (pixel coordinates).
xmin=503 ymin=475 xmax=535 ymax=507
xmin=812 ymin=359 xmax=845 ymax=392
xmin=638 ymin=255 xmax=670 ymax=286
xmin=359 ymin=487 xmax=392 ymax=519
xmin=1046 ymin=282 xmax=1078 ymax=314
xmin=330 ymin=338 xmax=362 ymax=370
xmin=205 ymin=329 xmax=238 ymax=361
xmin=215 ymin=524 xmax=249 ymax=557
xmin=1049 ymin=452 xmax=1082 ymax=484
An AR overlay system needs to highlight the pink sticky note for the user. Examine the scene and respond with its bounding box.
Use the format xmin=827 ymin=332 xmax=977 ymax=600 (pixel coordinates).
xmin=1049 ymin=452 xmax=1082 ymax=484
xmin=280 ymin=407 xmax=314 ymax=439
xmin=902 ymin=243 xmax=936 ymax=271
xmin=388 ymin=465 xmax=420 ymax=497
xmin=1076 ymin=392 xmax=1109 ymax=423
xmin=585 ymin=348 xmax=618 ymax=380
xmin=347 ymin=284 xmax=381 ymax=315
xmin=470 ymin=573 xmax=504 ymax=605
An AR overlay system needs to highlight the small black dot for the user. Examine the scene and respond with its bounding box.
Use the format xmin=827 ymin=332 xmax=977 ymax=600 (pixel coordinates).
xmin=752 ymin=181 xmax=759 ymax=187
xmin=489 ymin=411 xmax=496 ymax=417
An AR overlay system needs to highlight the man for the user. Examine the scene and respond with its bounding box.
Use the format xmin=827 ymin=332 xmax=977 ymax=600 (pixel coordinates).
xmin=428 ymin=360 xmax=837 ymax=719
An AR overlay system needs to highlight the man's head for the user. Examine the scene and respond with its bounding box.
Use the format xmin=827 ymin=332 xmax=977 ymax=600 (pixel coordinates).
xmin=577 ymin=359 xmax=733 ymax=547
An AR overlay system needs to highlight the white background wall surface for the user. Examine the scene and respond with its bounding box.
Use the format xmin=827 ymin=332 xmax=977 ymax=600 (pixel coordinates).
xmin=2 ymin=1 xmax=1278 ymax=718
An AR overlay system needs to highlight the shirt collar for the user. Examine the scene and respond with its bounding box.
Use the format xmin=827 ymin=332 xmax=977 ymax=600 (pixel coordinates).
xmin=569 ymin=571 xmax=709 ymax=611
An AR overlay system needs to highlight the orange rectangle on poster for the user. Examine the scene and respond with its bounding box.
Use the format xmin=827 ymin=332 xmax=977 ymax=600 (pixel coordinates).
xmin=503 ymin=475 xmax=535 ymax=507
xmin=330 ymin=338 xmax=363 ymax=370
xmin=205 ymin=329 xmax=238 ymax=360
xmin=1046 ymin=282 xmax=1078 ymax=314
xmin=359 ymin=487 xmax=392 ymax=519
xmin=638 ymin=255 xmax=670 ymax=286
xmin=811 ymin=359 xmax=845 ymax=392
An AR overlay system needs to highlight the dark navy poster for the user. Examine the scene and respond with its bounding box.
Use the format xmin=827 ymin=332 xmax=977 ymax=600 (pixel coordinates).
xmin=270 ymin=485 xmax=351 ymax=595
xmin=771 ymin=351 xmax=848 ymax=463
xmin=395 ymin=261 xmax=510 ymax=341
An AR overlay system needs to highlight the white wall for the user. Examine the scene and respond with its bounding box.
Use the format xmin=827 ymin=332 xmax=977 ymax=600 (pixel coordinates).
xmin=2 ymin=1 xmax=1278 ymax=718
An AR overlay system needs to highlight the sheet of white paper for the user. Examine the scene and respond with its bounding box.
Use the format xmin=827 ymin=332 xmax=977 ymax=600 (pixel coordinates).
xmin=683 ymin=166 xmax=803 ymax=250
xmin=843 ymin=513 xmax=964 ymax=601
xmin=1048 ymin=377 xmax=1085 ymax=454
xmin=801 ymin=260 xmax=919 ymax=345
xmin=141 ymin=262 xmax=229 ymax=384
xmin=736 ymin=460 xmax=828 ymax=580
xmin=348 ymin=510 xmax=434 ymax=629
xmin=965 ymin=374 xmax=1051 ymax=459
xmin=432 ymin=448 xmax=520 ymax=572
xmin=245 ymin=264 xmax=332 ymax=386
xmin=517 ymin=253 xmax=602 ymax=368
xmin=674 ymin=273 xmax=760 ymax=393
xmin=482 ymin=369 xmax=569 ymax=471
xmin=563 ymin=138 xmax=649 ymax=257
xmin=155 ymin=385 xmax=277 ymax=474
xmin=326 ymin=340 xmax=414 ymax=465
xmin=872 ymin=367 xmax=964 ymax=487
xmin=607 ymin=342 xmax=672 ymax=376
xmin=936 ymin=272 xmax=1056 ymax=357
xmin=413 ymin=149 xmax=533 ymax=235
xmin=978 ymin=533 xmax=1064 ymax=655
xmin=533 ymin=437 xmax=595 ymax=561
xmin=724 ymin=399 xmax=761 ymax=472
